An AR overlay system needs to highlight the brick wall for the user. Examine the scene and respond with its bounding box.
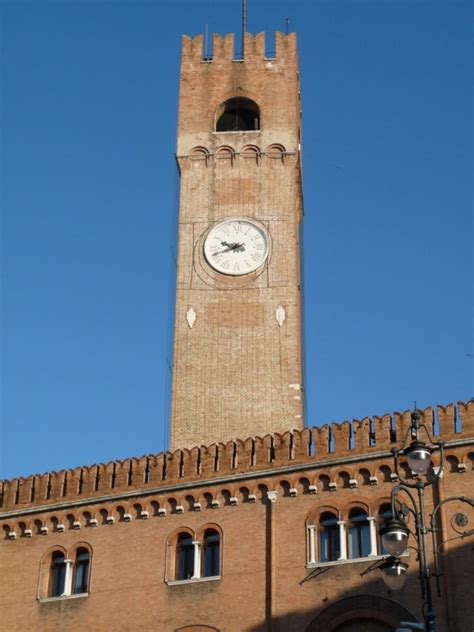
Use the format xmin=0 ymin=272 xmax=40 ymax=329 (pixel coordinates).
xmin=1 ymin=425 xmax=473 ymax=631
xmin=170 ymin=33 xmax=304 ymax=449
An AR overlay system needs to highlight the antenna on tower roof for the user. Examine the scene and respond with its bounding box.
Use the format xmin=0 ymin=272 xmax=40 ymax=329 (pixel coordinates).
xmin=241 ymin=0 xmax=247 ymax=59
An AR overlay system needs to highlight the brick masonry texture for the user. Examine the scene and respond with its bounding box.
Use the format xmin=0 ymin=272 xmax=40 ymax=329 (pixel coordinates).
xmin=170 ymin=33 xmax=304 ymax=449
xmin=0 ymin=402 xmax=473 ymax=631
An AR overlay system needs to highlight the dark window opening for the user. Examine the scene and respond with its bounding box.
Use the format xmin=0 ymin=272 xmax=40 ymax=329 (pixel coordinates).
xmin=49 ymin=552 xmax=67 ymax=597
xmin=216 ymin=98 xmax=260 ymax=132
xmin=319 ymin=512 xmax=340 ymax=562
xmin=176 ymin=533 xmax=194 ymax=580
xmin=73 ymin=548 xmax=90 ymax=594
xmin=348 ymin=508 xmax=371 ymax=559
xmin=378 ymin=504 xmax=393 ymax=555
xmin=202 ymin=529 xmax=220 ymax=577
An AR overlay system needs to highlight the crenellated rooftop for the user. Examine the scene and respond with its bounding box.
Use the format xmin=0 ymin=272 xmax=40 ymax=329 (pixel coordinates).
xmin=1 ymin=401 xmax=473 ymax=515
xmin=181 ymin=31 xmax=297 ymax=64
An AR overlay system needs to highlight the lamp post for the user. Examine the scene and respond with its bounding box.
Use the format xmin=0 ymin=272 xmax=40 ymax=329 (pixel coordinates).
xmin=377 ymin=409 xmax=473 ymax=632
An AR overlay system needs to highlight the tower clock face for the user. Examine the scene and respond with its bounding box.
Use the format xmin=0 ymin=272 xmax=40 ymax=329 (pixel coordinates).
xmin=204 ymin=219 xmax=269 ymax=276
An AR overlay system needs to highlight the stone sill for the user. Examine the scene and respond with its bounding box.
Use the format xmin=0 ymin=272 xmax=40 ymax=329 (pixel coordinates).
xmin=307 ymin=552 xmax=409 ymax=569
xmin=307 ymin=555 xmax=384 ymax=569
xmin=211 ymin=130 xmax=261 ymax=135
xmin=200 ymin=58 xmax=276 ymax=64
xmin=166 ymin=576 xmax=221 ymax=587
xmin=38 ymin=593 xmax=89 ymax=603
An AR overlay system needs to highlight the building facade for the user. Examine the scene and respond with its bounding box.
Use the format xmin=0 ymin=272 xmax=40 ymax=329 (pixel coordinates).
xmin=1 ymin=31 xmax=473 ymax=632
xmin=1 ymin=401 xmax=473 ymax=631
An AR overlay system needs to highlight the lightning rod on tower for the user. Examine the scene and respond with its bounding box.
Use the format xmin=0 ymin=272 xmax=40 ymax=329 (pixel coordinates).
xmin=242 ymin=0 xmax=247 ymax=59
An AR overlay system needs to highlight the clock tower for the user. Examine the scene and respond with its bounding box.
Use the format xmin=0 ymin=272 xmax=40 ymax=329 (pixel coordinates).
xmin=170 ymin=32 xmax=304 ymax=449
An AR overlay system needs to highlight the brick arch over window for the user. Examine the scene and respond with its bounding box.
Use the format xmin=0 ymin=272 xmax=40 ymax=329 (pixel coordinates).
xmin=340 ymin=499 xmax=371 ymax=520
xmin=68 ymin=542 xmax=93 ymax=595
xmin=166 ymin=527 xmax=195 ymax=581
xmin=196 ymin=523 xmax=222 ymax=578
xmin=306 ymin=504 xmax=340 ymax=526
xmin=37 ymin=545 xmax=68 ymax=599
xmin=305 ymin=595 xmax=418 ymax=632
xmin=215 ymin=97 xmax=260 ymax=132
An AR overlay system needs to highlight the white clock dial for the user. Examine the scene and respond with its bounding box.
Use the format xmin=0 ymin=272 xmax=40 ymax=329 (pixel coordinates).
xmin=204 ymin=219 xmax=269 ymax=276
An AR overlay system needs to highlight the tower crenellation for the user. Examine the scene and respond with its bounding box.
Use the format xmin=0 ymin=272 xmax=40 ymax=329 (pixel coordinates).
xmin=181 ymin=32 xmax=297 ymax=65
xmin=1 ymin=400 xmax=472 ymax=514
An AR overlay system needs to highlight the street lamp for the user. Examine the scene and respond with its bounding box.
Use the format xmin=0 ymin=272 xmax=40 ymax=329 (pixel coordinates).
xmin=379 ymin=556 xmax=409 ymax=591
xmin=377 ymin=409 xmax=473 ymax=632
xmin=404 ymin=440 xmax=432 ymax=475
xmin=379 ymin=517 xmax=409 ymax=557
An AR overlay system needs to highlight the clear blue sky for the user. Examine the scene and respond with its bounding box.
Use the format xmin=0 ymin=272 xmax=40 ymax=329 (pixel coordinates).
xmin=1 ymin=1 xmax=472 ymax=480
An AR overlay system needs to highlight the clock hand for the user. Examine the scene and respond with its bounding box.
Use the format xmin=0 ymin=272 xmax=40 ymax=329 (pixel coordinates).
xmin=211 ymin=242 xmax=246 ymax=256
xmin=212 ymin=243 xmax=237 ymax=256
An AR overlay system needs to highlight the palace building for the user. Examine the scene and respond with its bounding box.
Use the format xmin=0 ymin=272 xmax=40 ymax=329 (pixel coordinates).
xmin=0 ymin=31 xmax=473 ymax=632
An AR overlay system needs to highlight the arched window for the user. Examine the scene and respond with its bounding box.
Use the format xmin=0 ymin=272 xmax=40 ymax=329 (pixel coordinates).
xmin=216 ymin=98 xmax=260 ymax=132
xmin=378 ymin=503 xmax=393 ymax=556
xmin=176 ymin=533 xmax=195 ymax=580
xmin=347 ymin=508 xmax=371 ymax=559
xmin=40 ymin=545 xmax=92 ymax=600
xmin=49 ymin=551 xmax=67 ymax=597
xmin=73 ymin=548 xmax=90 ymax=594
xmin=202 ymin=529 xmax=220 ymax=577
xmin=319 ymin=512 xmax=340 ymax=562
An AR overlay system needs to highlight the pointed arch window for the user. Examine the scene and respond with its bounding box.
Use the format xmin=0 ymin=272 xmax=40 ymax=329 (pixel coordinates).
xmin=176 ymin=533 xmax=195 ymax=580
xmin=202 ymin=529 xmax=220 ymax=577
xmin=347 ymin=508 xmax=371 ymax=559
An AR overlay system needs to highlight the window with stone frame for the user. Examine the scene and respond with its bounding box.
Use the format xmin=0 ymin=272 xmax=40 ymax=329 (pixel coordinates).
xmin=40 ymin=545 xmax=92 ymax=600
xmin=202 ymin=529 xmax=220 ymax=577
xmin=176 ymin=532 xmax=195 ymax=580
xmin=319 ymin=512 xmax=341 ymax=562
xmin=49 ymin=551 xmax=67 ymax=597
xmin=347 ymin=508 xmax=371 ymax=559
xmin=72 ymin=548 xmax=90 ymax=594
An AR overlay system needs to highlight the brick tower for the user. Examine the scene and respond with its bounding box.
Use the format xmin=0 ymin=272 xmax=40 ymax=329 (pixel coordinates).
xmin=170 ymin=32 xmax=304 ymax=449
